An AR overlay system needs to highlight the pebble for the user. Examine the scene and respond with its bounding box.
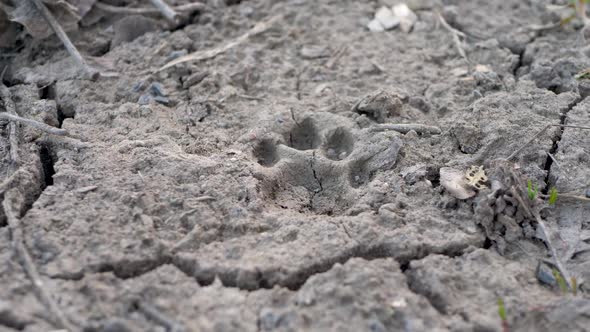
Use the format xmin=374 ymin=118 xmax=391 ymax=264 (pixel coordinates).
xmin=375 ymin=6 xmax=400 ymax=30
xmin=149 ymin=82 xmax=166 ymax=97
xmin=586 ymin=188 xmax=590 ymax=198
xmin=536 ymin=261 xmax=556 ymax=286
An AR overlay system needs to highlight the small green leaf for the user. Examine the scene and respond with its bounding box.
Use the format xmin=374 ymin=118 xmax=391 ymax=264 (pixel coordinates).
xmin=552 ymin=269 xmax=568 ymax=294
xmin=497 ymin=298 xmax=507 ymax=322
xmin=549 ymin=187 xmax=558 ymax=205
xmin=527 ymin=180 xmax=538 ymax=200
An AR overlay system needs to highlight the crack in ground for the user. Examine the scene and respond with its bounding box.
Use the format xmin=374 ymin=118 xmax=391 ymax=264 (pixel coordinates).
xmin=542 ymin=95 xmax=584 ymax=194
xmin=308 ymin=150 xmax=323 ymax=212
xmin=173 ymin=240 xmax=477 ymax=292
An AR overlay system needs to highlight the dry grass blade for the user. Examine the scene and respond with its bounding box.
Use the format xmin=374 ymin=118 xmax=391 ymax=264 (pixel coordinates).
xmin=3 ymin=190 xmax=77 ymax=331
xmin=149 ymin=0 xmax=180 ymax=24
xmin=158 ymin=15 xmax=281 ymax=72
xmin=0 ymin=112 xmax=68 ymax=136
xmin=508 ymin=172 xmax=573 ymax=290
xmin=370 ymin=123 xmax=442 ymax=134
xmin=0 ymin=81 xmax=19 ymax=165
xmin=436 ymin=11 xmax=469 ymax=63
xmin=29 ymin=0 xmax=97 ymax=79
xmin=95 ymin=1 xmax=205 ymax=15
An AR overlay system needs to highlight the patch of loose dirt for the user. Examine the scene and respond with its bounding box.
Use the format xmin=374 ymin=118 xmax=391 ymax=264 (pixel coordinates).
xmin=1 ymin=0 xmax=590 ymax=331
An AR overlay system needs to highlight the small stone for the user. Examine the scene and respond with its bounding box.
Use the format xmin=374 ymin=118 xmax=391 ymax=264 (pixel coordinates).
xmin=367 ymin=19 xmax=385 ymax=32
xmin=153 ymin=95 xmax=171 ymax=106
xmin=536 ymin=261 xmax=556 ymax=286
xmin=138 ymin=94 xmax=152 ymax=105
xmin=393 ymin=3 xmax=418 ymax=33
xmin=375 ymin=6 xmax=400 ymax=30
xmin=149 ymin=82 xmax=166 ymax=97
xmin=586 ymin=188 xmax=590 ymax=198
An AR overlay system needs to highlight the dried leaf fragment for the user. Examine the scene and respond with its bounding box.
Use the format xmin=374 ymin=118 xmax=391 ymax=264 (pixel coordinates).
xmin=440 ymin=167 xmax=476 ymax=199
xmin=465 ymin=165 xmax=488 ymax=190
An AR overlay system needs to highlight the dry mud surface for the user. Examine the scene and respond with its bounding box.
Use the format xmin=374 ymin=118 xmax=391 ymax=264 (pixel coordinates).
xmin=1 ymin=0 xmax=590 ymax=331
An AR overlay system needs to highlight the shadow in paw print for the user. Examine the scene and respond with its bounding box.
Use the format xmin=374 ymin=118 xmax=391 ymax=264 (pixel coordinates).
xmin=253 ymin=139 xmax=279 ymax=167
xmin=253 ymin=115 xmax=403 ymax=215
xmin=287 ymin=118 xmax=321 ymax=150
xmin=323 ymin=127 xmax=354 ymax=161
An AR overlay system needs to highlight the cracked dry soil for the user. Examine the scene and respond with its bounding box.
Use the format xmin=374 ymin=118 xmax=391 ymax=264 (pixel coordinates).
xmin=1 ymin=0 xmax=590 ymax=331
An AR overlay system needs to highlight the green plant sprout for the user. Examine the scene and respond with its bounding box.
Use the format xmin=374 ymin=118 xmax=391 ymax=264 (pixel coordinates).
xmin=548 ymin=187 xmax=559 ymax=205
xmin=497 ymin=298 xmax=509 ymax=332
xmin=553 ymin=268 xmax=569 ymax=294
xmin=527 ymin=180 xmax=539 ymax=200
xmin=572 ymin=276 xmax=578 ymax=296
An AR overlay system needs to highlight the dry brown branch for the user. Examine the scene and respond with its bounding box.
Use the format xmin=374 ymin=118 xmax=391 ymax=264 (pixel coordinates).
xmin=159 ymin=15 xmax=281 ymax=71
xmin=0 ymin=82 xmax=19 ymax=165
xmin=148 ymin=0 xmax=180 ymax=24
xmin=0 ymin=112 xmax=68 ymax=136
xmin=29 ymin=0 xmax=97 ymax=79
xmin=3 ymin=189 xmax=76 ymax=331
xmin=507 ymin=124 xmax=590 ymax=161
xmin=95 ymin=2 xmax=206 ymax=15
xmin=370 ymin=123 xmax=442 ymax=135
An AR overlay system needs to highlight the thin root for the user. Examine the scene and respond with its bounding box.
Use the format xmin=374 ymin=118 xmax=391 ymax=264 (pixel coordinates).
xmin=0 ymin=112 xmax=68 ymax=136
xmin=159 ymin=15 xmax=282 ymax=71
xmin=437 ymin=11 xmax=469 ymax=63
xmin=95 ymin=1 xmax=205 ymax=16
xmin=3 ymin=189 xmax=76 ymax=331
xmin=370 ymin=123 xmax=442 ymax=135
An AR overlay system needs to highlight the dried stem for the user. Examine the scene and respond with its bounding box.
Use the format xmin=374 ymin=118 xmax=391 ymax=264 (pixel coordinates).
xmin=0 ymin=83 xmax=19 ymax=165
xmin=0 ymin=112 xmax=68 ymax=136
xmin=370 ymin=123 xmax=442 ymax=135
xmin=149 ymin=0 xmax=180 ymax=24
xmin=159 ymin=15 xmax=281 ymax=71
xmin=508 ymin=170 xmax=573 ymax=290
xmin=3 ymin=190 xmax=77 ymax=331
xmin=29 ymin=0 xmax=97 ymax=79
xmin=437 ymin=11 xmax=469 ymax=63
xmin=135 ymin=301 xmax=185 ymax=332
xmin=506 ymin=124 xmax=590 ymax=161
xmin=95 ymin=1 xmax=205 ymax=16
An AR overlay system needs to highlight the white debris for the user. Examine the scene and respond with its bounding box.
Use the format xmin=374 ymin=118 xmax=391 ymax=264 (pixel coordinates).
xmin=367 ymin=3 xmax=417 ymax=33
xmin=440 ymin=167 xmax=476 ymax=200
xmin=393 ymin=3 xmax=418 ymax=33
xmin=367 ymin=19 xmax=386 ymax=32
xmin=375 ymin=6 xmax=400 ymax=30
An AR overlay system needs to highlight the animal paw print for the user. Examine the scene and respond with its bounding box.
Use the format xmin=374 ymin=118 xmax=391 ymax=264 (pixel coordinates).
xmin=253 ymin=112 xmax=403 ymax=215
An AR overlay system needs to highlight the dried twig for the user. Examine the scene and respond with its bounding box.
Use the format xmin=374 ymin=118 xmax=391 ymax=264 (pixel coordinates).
xmin=148 ymin=0 xmax=180 ymax=24
xmin=135 ymin=301 xmax=185 ymax=332
xmin=370 ymin=123 xmax=442 ymax=135
xmin=95 ymin=1 xmax=206 ymax=15
xmin=159 ymin=15 xmax=281 ymax=71
xmin=506 ymin=124 xmax=590 ymax=161
xmin=3 ymin=190 xmax=76 ymax=331
xmin=508 ymin=172 xmax=573 ymax=290
xmin=437 ymin=11 xmax=469 ymax=63
xmin=29 ymin=0 xmax=97 ymax=79
xmin=0 ymin=112 xmax=68 ymax=136
xmin=0 ymin=82 xmax=19 ymax=165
